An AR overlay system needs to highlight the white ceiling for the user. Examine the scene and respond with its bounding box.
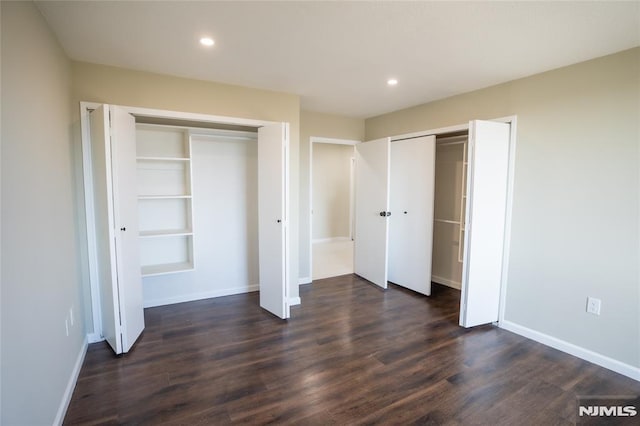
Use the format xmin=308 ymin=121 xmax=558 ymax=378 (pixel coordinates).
xmin=36 ymin=1 xmax=640 ymax=118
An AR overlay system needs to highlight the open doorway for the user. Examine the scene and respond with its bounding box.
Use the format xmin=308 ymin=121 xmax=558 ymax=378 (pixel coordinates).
xmin=310 ymin=137 xmax=359 ymax=280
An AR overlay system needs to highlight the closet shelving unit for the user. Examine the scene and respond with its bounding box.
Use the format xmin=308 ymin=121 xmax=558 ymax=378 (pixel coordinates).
xmin=458 ymin=141 xmax=468 ymax=263
xmin=136 ymin=124 xmax=195 ymax=277
xmin=434 ymin=134 xmax=468 ymax=285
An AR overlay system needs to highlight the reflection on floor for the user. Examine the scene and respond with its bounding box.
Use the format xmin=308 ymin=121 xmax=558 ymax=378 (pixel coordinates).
xmin=312 ymin=238 xmax=353 ymax=280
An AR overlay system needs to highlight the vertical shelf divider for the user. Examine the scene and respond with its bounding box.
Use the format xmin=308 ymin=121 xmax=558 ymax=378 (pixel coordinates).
xmin=136 ymin=125 xmax=195 ymax=277
xmin=458 ymin=141 xmax=468 ymax=263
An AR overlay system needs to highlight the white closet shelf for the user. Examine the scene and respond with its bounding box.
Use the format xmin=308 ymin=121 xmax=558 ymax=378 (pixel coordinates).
xmin=137 ymin=156 xmax=190 ymax=162
xmin=138 ymin=195 xmax=192 ymax=200
xmin=141 ymin=261 xmax=194 ymax=277
xmin=139 ymin=229 xmax=193 ymax=238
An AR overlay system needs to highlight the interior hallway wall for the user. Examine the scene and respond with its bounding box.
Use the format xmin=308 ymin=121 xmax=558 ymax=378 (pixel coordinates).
xmin=312 ymin=143 xmax=353 ymax=241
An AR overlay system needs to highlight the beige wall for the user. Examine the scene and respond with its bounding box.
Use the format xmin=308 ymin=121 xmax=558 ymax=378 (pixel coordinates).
xmin=72 ymin=62 xmax=300 ymax=125
xmin=71 ymin=61 xmax=301 ymax=305
xmin=299 ymin=110 xmax=364 ymax=280
xmin=1 ymin=2 xmax=87 ymax=424
xmin=312 ymin=143 xmax=354 ymax=240
xmin=366 ymin=48 xmax=640 ymax=368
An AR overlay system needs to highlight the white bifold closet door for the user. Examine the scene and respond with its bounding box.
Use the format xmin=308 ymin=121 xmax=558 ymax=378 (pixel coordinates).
xmin=388 ymin=136 xmax=436 ymax=296
xmin=258 ymin=123 xmax=290 ymax=319
xmin=459 ymin=120 xmax=511 ymax=327
xmin=354 ymin=136 xmax=436 ymax=293
xmin=353 ymin=121 xmax=510 ymax=328
xmin=89 ymin=105 xmax=145 ymax=354
xmin=354 ymin=138 xmax=391 ymax=289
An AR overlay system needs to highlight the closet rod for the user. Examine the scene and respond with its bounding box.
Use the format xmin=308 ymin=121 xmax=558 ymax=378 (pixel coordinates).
xmin=436 ymin=140 xmax=466 ymax=147
xmin=434 ymin=218 xmax=461 ymax=225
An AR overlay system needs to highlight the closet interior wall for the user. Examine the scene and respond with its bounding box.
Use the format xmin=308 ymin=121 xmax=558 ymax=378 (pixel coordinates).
xmin=432 ymin=133 xmax=468 ymax=290
xmin=134 ymin=121 xmax=260 ymax=308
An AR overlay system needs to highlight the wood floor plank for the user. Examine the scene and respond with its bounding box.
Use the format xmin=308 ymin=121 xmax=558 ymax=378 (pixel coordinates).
xmin=64 ymin=275 xmax=640 ymax=425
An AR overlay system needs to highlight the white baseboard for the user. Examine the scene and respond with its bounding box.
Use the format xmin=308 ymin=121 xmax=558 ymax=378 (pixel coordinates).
xmin=431 ymin=275 xmax=461 ymax=290
xmin=288 ymin=297 xmax=301 ymax=306
xmin=312 ymin=236 xmax=351 ymax=244
xmin=298 ymin=276 xmax=312 ymax=285
xmin=87 ymin=332 xmax=103 ymax=344
xmin=500 ymin=320 xmax=640 ymax=382
xmin=53 ymin=336 xmax=88 ymax=426
xmin=143 ymin=284 xmax=260 ymax=308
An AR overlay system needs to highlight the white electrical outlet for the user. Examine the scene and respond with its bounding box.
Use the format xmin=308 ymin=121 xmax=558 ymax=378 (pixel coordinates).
xmin=69 ymin=307 xmax=74 ymax=326
xmin=586 ymin=297 xmax=601 ymax=315
xmin=65 ymin=319 xmax=69 ymax=336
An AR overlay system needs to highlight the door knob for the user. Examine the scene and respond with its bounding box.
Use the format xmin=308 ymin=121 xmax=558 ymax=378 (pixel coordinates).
xmin=379 ymin=211 xmax=391 ymax=217
xmin=120 ymin=227 xmax=126 ymax=231
xmin=277 ymin=219 xmax=282 ymax=223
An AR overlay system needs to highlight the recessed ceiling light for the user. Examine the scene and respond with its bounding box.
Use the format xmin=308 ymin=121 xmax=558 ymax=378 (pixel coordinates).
xmin=387 ymin=78 xmax=398 ymax=86
xmin=200 ymin=37 xmax=215 ymax=47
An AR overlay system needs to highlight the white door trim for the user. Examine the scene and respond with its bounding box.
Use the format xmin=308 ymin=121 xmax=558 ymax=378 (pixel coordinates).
xmin=309 ymin=136 xmax=360 ymax=282
xmin=312 ymin=136 xmax=361 ymax=146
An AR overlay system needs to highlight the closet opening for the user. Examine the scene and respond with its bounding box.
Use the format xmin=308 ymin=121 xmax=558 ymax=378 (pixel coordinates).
xmin=357 ymin=117 xmax=515 ymax=328
xmin=134 ymin=121 xmax=261 ymax=308
xmin=385 ymin=130 xmax=468 ymax=308
xmin=431 ymin=131 xmax=468 ymax=293
xmin=81 ymin=102 xmax=290 ymax=354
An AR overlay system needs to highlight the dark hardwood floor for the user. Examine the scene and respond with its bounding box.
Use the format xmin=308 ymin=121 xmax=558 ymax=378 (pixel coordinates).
xmin=64 ymin=275 xmax=640 ymax=425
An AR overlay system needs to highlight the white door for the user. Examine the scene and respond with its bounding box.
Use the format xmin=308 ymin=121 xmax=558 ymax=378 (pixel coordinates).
xmin=89 ymin=105 xmax=144 ymax=354
xmin=89 ymin=105 xmax=121 ymax=353
xmin=460 ymin=120 xmax=511 ymax=327
xmin=258 ymin=123 xmax=290 ymax=319
xmin=354 ymin=138 xmax=390 ymax=289
xmin=109 ymin=106 xmax=145 ymax=351
xmin=388 ymin=136 xmax=436 ymax=295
